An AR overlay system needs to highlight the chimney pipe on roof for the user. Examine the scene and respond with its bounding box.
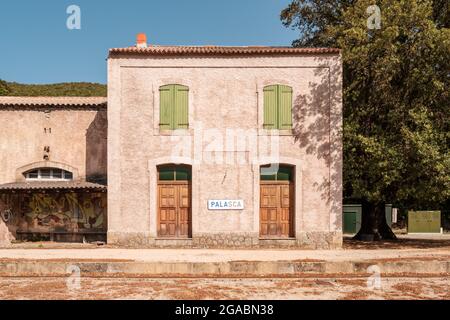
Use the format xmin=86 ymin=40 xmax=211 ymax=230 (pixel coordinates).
xmin=136 ymin=33 xmax=147 ymax=48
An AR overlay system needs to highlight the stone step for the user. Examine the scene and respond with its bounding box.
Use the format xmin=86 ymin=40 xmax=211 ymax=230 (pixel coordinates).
xmin=1 ymin=259 xmax=449 ymax=277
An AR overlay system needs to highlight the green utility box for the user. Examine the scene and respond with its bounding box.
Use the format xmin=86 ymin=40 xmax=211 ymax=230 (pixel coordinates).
xmin=385 ymin=204 xmax=393 ymax=228
xmin=343 ymin=204 xmax=393 ymax=234
xmin=343 ymin=205 xmax=362 ymax=234
xmin=408 ymin=211 xmax=441 ymax=233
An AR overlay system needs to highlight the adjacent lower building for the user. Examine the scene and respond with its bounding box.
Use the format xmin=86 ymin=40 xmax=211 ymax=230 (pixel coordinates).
xmin=0 ymin=97 xmax=107 ymax=244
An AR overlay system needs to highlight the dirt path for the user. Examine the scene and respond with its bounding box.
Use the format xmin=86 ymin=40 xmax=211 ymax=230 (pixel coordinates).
xmin=0 ymin=276 xmax=448 ymax=300
xmin=1 ymin=246 xmax=449 ymax=263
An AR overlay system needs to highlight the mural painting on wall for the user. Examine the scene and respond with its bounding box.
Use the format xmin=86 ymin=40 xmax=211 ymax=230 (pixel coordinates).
xmin=0 ymin=193 xmax=106 ymax=233
xmin=0 ymin=195 xmax=19 ymax=228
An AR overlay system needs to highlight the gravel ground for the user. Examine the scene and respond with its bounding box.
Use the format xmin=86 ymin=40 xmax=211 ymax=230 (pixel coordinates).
xmin=0 ymin=276 xmax=448 ymax=300
xmin=1 ymin=237 xmax=448 ymax=300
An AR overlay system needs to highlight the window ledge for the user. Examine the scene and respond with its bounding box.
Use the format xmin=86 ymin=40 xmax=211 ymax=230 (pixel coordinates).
xmin=154 ymin=128 xmax=193 ymax=136
xmin=258 ymin=129 xmax=294 ymax=136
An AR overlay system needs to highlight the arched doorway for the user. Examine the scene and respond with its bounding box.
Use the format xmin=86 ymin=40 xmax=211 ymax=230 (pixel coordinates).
xmin=157 ymin=164 xmax=192 ymax=238
xmin=260 ymin=164 xmax=295 ymax=238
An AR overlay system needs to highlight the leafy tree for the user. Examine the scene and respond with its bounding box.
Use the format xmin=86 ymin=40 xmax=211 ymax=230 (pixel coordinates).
xmin=282 ymin=0 xmax=450 ymax=240
xmin=432 ymin=0 xmax=449 ymax=28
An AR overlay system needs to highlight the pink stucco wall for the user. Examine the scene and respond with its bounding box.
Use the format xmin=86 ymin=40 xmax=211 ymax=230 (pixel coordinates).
xmin=107 ymin=53 xmax=343 ymax=248
xmin=0 ymin=108 xmax=107 ymax=184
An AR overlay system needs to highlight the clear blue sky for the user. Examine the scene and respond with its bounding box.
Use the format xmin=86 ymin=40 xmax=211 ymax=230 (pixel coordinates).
xmin=0 ymin=0 xmax=298 ymax=84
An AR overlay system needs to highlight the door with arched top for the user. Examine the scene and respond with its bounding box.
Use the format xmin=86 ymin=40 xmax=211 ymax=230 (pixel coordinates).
xmin=260 ymin=165 xmax=295 ymax=238
xmin=157 ymin=165 xmax=192 ymax=238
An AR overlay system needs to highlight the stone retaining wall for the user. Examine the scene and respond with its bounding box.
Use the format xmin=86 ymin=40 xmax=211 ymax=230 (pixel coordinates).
xmin=107 ymin=231 xmax=343 ymax=249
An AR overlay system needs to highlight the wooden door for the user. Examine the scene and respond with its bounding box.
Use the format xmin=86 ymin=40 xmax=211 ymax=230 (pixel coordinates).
xmin=260 ymin=182 xmax=294 ymax=238
xmin=158 ymin=183 xmax=191 ymax=238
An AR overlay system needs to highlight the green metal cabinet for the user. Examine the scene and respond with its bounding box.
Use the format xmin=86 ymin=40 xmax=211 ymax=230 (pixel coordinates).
xmin=343 ymin=204 xmax=393 ymax=234
xmin=343 ymin=211 xmax=358 ymax=234
xmin=408 ymin=211 xmax=441 ymax=233
xmin=385 ymin=204 xmax=393 ymax=227
xmin=343 ymin=205 xmax=362 ymax=234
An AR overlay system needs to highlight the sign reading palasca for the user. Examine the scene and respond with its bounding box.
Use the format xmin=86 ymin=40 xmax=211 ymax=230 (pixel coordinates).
xmin=208 ymin=200 xmax=244 ymax=210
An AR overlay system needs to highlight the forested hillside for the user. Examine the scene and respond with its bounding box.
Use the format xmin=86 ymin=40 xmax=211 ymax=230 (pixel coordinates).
xmin=0 ymin=79 xmax=107 ymax=97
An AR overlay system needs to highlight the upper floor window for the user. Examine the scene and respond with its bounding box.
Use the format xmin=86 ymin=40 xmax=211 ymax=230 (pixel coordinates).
xmin=24 ymin=168 xmax=73 ymax=181
xmin=160 ymin=84 xmax=189 ymax=130
xmin=263 ymin=84 xmax=293 ymax=130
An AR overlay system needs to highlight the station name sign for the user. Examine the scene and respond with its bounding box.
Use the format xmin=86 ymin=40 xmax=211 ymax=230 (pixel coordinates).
xmin=208 ymin=200 xmax=244 ymax=210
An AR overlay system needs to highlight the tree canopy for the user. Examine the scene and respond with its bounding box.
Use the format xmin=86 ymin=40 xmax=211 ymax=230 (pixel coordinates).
xmin=282 ymin=0 xmax=449 ymax=238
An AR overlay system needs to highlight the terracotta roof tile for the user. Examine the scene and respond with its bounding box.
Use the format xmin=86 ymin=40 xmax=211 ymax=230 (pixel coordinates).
xmin=0 ymin=181 xmax=107 ymax=191
xmin=0 ymin=97 xmax=107 ymax=107
xmin=109 ymin=46 xmax=340 ymax=56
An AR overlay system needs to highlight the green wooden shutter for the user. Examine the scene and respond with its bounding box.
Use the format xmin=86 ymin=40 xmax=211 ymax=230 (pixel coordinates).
xmin=174 ymin=85 xmax=189 ymax=129
xmin=263 ymin=85 xmax=278 ymax=129
xmin=160 ymin=85 xmax=173 ymax=130
xmin=278 ymin=85 xmax=293 ymax=130
xmin=160 ymin=84 xmax=189 ymax=130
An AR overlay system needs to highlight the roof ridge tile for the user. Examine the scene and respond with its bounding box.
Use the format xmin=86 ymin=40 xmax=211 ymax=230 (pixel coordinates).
xmin=109 ymin=46 xmax=340 ymax=55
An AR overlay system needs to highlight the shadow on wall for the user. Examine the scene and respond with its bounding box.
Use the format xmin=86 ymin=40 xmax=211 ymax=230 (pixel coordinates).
xmin=86 ymin=110 xmax=107 ymax=184
xmin=292 ymin=58 xmax=342 ymax=227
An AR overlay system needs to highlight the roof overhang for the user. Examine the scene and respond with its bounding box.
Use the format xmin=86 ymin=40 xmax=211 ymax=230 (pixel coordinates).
xmin=0 ymin=97 xmax=107 ymax=108
xmin=108 ymin=46 xmax=341 ymax=57
xmin=0 ymin=181 xmax=107 ymax=193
